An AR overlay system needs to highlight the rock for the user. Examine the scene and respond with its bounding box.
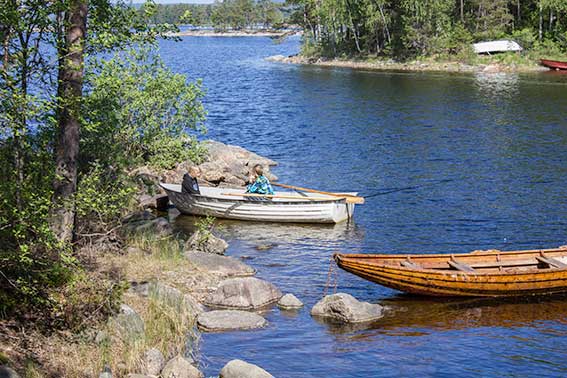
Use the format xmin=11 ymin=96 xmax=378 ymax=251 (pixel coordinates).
xmin=185 ymin=251 xmax=255 ymax=277
xmin=149 ymin=282 xmax=204 ymax=316
xmin=123 ymin=210 xmax=156 ymax=224
xmin=255 ymin=244 xmax=276 ymax=251
xmin=126 ymin=375 xmax=153 ymax=378
xmin=184 ymin=230 xmax=228 ymax=255
xmin=196 ymin=310 xmax=267 ymax=332
xmin=139 ymin=194 xmax=169 ymax=211
xmin=111 ymin=304 xmax=145 ymax=338
xmin=0 ymin=367 xmax=20 ymax=378
xmin=143 ymin=348 xmax=165 ymax=376
xmin=129 ymin=281 xmax=150 ymax=296
xmin=204 ymin=277 xmax=282 ymax=310
xmin=310 ymin=293 xmax=384 ymax=323
xmin=134 ymin=217 xmax=172 ymax=236
xmin=219 ymin=359 xmax=273 ymax=378
xmin=94 ymin=330 xmax=109 ymax=345
xmin=277 ymin=293 xmax=303 ymax=310
xmin=161 ymin=356 xmax=203 ymax=378
xmin=98 ymin=367 xmax=112 ymax=378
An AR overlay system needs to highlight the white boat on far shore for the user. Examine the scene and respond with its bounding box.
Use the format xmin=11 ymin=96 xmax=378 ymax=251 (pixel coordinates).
xmin=473 ymin=40 xmax=522 ymax=54
xmin=160 ymin=183 xmax=358 ymax=224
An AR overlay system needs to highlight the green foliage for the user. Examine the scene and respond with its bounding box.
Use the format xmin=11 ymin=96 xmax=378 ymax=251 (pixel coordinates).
xmin=292 ymin=0 xmax=567 ymax=60
xmin=83 ymin=47 xmax=207 ymax=172
xmin=194 ymin=216 xmax=217 ymax=245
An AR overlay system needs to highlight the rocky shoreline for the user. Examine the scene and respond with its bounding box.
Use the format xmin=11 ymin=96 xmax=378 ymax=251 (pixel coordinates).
xmin=266 ymin=54 xmax=548 ymax=74
xmin=0 ymin=141 xmax=385 ymax=378
xmin=171 ymin=29 xmax=301 ymax=38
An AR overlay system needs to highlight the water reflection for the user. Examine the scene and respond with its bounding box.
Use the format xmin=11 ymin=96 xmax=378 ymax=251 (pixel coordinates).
xmin=171 ymin=210 xmax=365 ymax=248
xmin=473 ymin=72 xmax=520 ymax=98
xmin=318 ymin=295 xmax=567 ymax=338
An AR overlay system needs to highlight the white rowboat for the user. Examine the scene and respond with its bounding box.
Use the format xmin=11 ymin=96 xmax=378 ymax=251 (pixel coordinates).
xmin=160 ymin=183 xmax=357 ymax=224
xmin=473 ymin=40 xmax=522 ymax=54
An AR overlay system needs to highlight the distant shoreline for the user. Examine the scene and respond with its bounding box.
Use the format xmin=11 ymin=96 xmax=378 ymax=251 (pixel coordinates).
xmin=173 ymin=29 xmax=302 ymax=38
xmin=266 ymin=54 xmax=549 ymax=74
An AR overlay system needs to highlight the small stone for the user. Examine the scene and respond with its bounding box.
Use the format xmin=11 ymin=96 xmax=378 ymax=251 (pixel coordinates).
xmin=277 ymin=293 xmax=303 ymax=310
xmin=219 ymin=359 xmax=273 ymax=378
xmin=204 ymin=277 xmax=282 ymax=310
xmin=143 ymin=348 xmax=165 ymax=376
xmin=197 ymin=310 xmax=267 ymax=332
xmin=311 ymin=293 xmax=384 ymax=323
xmin=161 ymin=356 xmax=203 ymax=378
xmin=185 ymin=252 xmax=255 ymax=277
xmin=184 ymin=230 xmax=228 ymax=255
xmin=255 ymin=244 xmax=276 ymax=251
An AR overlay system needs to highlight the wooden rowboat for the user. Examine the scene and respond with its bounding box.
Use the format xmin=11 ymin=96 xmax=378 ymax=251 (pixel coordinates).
xmin=160 ymin=183 xmax=358 ymax=224
xmin=540 ymin=59 xmax=567 ymax=70
xmin=334 ymin=247 xmax=567 ymax=297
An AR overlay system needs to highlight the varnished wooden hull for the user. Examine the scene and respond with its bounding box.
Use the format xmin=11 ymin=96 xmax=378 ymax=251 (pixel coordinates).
xmin=334 ymin=247 xmax=567 ymax=297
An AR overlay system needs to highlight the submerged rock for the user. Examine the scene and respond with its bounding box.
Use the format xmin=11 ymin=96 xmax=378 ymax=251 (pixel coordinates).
xmin=143 ymin=348 xmax=165 ymax=376
xmin=185 ymin=251 xmax=255 ymax=277
xmin=219 ymin=359 xmax=273 ymax=378
xmin=277 ymin=293 xmax=304 ymax=310
xmin=204 ymin=277 xmax=282 ymax=310
xmin=197 ymin=310 xmax=267 ymax=332
xmin=161 ymin=356 xmax=203 ymax=378
xmin=311 ymin=293 xmax=384 ymax=323
xmin=184 ymin=230 xmax=228 ymax=255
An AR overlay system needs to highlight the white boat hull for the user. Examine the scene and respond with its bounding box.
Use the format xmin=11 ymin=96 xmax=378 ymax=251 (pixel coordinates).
xmin=160 ymin=184 xmax=356 ymax=224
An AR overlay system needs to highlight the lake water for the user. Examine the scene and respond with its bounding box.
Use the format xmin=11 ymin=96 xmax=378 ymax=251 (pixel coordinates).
xmin=159 ymin=36 xmax=567 ymax=377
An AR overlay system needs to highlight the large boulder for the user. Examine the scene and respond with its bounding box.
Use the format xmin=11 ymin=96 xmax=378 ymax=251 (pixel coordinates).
xmin=184 ymin=230 xmax=228 ymax=255
xmin=138 ymin=194 xmax=169 ymax=211
xmin=161 ymin=356 xmax=203 ymax=378
xmin=185 ymin=252 xmax=255 ymax=277
xmin=219 ymin=359 xmax=273 ymax=378
xmin=310 ymin=293 xmax=384 ymax=323
xmin=143 ymin=348 xmax=165 ymax=376
xmin=204 ymin=277 xmax=282 ymax=310
xmin=197 ymin=310 xmax=267 ymax=332
xmin=277 ymin=293 xmax=304 ymax=310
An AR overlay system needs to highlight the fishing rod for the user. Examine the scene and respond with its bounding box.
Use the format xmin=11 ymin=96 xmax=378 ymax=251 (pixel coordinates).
xmin=363 ymin=178 xmax=457 ymax=198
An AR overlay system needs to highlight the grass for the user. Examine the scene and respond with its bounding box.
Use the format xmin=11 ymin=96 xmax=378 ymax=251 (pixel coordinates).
xmin=5 ymin=232 xmax=215 ymax=377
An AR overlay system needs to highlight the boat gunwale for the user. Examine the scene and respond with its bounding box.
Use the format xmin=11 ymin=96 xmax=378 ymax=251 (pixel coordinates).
xmin=161 ymin=183 xmax=350 ymax=205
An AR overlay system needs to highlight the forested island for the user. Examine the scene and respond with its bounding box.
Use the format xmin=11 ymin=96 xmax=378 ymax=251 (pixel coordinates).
xmin=283 ymin=0 xmax=567 ymax=71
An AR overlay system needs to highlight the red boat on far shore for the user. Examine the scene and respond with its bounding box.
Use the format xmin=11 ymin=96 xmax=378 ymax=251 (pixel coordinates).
xmin=540 ymin=59 xmax=567 ymax=70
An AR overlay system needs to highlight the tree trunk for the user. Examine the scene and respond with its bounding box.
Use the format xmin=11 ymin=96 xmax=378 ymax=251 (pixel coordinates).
xmin=51 ymin=0 xmax=88 ymax=244
xmin=460 ymin=0 xmax=464 ymax=22
xmin=539 ymin=3 xmax=543 ymax=41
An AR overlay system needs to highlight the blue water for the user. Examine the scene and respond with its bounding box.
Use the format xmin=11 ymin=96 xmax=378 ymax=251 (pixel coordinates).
xmin=160 ymin=36 xmax=567 ymax=377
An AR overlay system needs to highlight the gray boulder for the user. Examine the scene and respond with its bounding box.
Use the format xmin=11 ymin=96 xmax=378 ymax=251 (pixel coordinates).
xmin=311 ymin=293 xmax=384 ymax=323
xmin=143 ymin=348 xmax=165 ymax=376
xmin=149 ymin=282 xmax=204 ymax=316
xmin=197 ymin=310 xmax=267 ymax=332
xmin=219 ymin=359 xmax=273 ymax=378
xmin=277 ymin=293 xmax=304 ymax=310
xmin=204 ymin=277 xmax=282 ymax=310
xmin=184 ymin=230 xmax=228 ymax=255
xmin=0 ymin=367 xmax=20 ymax=378
xmin=138 ymin=194 xmax=169 ymax=211
xmin=185 ymin=251 xmax=255 ymax=277
xmin=111 ymin=304 xmax=144 ymax=338
xmin=161 ymin=356 xmax=203 ymax=378
xmin=134 ymin=217 xmax=172 ymax=236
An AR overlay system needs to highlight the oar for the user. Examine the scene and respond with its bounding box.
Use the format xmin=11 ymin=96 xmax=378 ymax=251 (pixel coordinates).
xmin=272 ymin=183 xmax=365 ymax=204
xmin=221 ymin=192 xmax=350 ymax=202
